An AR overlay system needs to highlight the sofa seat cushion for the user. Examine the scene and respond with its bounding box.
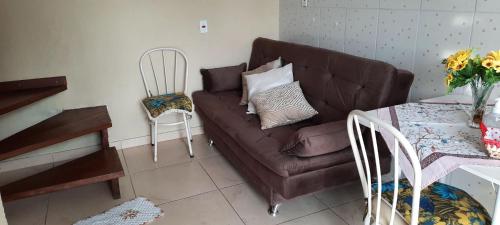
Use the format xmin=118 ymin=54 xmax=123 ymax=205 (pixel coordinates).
xmin=193 ymin=90 xmax=360 ymax=177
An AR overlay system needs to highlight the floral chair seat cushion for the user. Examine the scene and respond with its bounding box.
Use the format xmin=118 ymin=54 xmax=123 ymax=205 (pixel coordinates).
xmin=142 ymin=93 xmax=192 ymax=118
xmin=372 ymin=179 xmax=491 ymax=225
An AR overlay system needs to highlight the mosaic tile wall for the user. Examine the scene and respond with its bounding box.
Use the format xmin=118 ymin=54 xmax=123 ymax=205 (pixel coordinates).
xmin=280 ymin=0 xmax=500 ymax=100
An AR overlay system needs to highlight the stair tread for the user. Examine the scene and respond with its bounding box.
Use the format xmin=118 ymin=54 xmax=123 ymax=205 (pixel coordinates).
xmin=0 ymin=77 xmax=67 ymax=115
xmin=0 ymin=106 xmax=112 ymax=161
xmin=0 ymin=147 xmax=124 ymax=202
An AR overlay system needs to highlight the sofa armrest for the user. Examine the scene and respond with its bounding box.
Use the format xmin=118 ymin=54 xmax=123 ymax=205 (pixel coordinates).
xmin=388 ymin=69 xmax=414 ymax=106
xmin=200 ymin=63 xmax=247 ymax=93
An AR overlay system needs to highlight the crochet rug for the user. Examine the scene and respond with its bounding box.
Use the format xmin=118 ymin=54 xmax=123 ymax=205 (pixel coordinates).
xmin=74 ymin=198 xmax=163 ymax=225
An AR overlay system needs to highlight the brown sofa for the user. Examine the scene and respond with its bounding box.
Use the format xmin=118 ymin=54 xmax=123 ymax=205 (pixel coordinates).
xmin=193 ymin=38 xmax=414 ymax=215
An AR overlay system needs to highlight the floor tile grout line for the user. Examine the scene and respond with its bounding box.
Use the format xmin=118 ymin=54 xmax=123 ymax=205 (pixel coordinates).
xmin=329 ymin=199 xmax=366 ymax=225
xmin=218 ymin=188 xmax=247 ymax=225
xmin=132 ymin=162 xmax=218 ymax=207
xmin=329 ymin=208 xmax=351 ymax=225
xmin=155 ymin=189 xmax=219 ymax=207
xmin=127 ymin=159 xmax=190 ymax=176
xmin=276 ymin=208 xmax=331 ymax=225
xmin=328 ymin=197 xmax=365 ymax=208
xmin=120 ymin=150 xmax=139 ymax=198
xmin=218 ymin=181 xmax=247 ymax=190
xmin=312 ymin=193 xmax=329 ymax=209
xmin=44 ymin=194 xmax=51 ymax=225
xmin=310 ymin=193 xmax=354 ymax=224
xmin=197 ymin=158 xmax=247 ymax=224
xmin=123 ymin=148 xmax=219 ymax=176
xmin=118 ymin=149 xmax=132 ymax=177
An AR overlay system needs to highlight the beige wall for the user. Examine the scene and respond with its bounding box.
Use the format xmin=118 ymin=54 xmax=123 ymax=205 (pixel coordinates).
xmin=0 ymin=0 xmax=279 ymax=160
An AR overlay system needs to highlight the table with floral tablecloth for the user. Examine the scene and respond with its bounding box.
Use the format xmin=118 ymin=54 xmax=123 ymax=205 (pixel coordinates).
xmin=372 ymin=102 xmax=500 ymax=188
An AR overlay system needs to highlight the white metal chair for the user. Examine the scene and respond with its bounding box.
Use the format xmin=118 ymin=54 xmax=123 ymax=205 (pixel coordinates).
xmin=139 ymin=47 xmax=194 ymax=162
xmin=347 ymin=110 xmax=491 ymax=225
xmin=347 ymin=110 xmax=422 ymax=225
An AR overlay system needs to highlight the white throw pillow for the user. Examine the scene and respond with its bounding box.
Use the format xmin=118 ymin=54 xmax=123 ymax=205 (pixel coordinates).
xmin=240 ymin=57 xmax=282 ymax=105
xmin=245 ymin=63 xmax=294 ymax=114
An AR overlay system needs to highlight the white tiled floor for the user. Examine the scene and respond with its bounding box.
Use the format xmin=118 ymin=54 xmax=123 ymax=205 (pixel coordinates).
xmin=1 ymin=134 xmax=365 ymax=225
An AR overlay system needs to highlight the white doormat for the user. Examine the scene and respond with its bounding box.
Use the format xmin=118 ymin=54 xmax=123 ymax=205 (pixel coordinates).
xmin=74 ymin=197 xmax=163 ymax=225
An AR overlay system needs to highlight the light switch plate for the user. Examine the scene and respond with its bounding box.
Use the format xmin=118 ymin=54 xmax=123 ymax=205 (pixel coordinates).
xmin=200 ymin=20 xmax=208 ymax=34
xmin=302 ymin=0 xmax=308 ymax=7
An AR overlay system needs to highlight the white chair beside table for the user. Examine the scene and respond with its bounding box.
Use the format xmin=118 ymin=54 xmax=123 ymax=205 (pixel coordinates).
xmin=139 ymin=47 xmax=194 ymax=162
xmin=347 ymin=110 xmax=491 ymax=225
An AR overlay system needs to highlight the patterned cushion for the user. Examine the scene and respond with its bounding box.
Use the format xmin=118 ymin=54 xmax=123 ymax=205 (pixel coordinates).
xmin=142 ymin=93 xmax=192 ymax=118
xmin=251 ymin=81 xmax=318 ymax=130
xmin=372 ymin=179 xmax=491 ymax=225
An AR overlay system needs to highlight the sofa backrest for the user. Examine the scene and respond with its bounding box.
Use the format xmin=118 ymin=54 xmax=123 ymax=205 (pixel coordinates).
xmin=248 ymin=38 xmax=413 ymax=123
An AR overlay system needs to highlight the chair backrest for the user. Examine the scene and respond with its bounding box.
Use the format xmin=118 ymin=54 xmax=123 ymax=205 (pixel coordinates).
xmin=139 ymin=48 xmax=189 ymax=98
xmin=347 ymin=110 xmax=422 ymax=225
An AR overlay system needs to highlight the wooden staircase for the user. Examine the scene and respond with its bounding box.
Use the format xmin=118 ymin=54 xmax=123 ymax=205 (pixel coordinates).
xmin=0 ymin=77 xmax=124 ymax=202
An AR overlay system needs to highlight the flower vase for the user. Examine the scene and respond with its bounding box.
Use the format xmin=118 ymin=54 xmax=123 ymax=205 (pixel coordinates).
xmin=469 ymin=78 xmax=494 ymax=128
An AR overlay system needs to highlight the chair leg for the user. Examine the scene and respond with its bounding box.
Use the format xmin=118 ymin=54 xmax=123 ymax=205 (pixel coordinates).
xmin=153 ymin=119 xmax=158 ymax=162
xmin=186 ymin=115 xmax=193 ymax=142
xmin=150 ymin=122 xmax=155 ymax=146
xmin=183 ymin=113 xmax=194 ymax=158
xmin=268 ymin=204 xmax=280 ymax=217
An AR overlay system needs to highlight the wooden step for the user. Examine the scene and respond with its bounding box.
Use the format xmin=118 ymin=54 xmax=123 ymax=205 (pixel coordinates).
xmin=0 ymin=77 xmax=67 ymax=115
xmin=0 ymin=147 xmax=125 ymax=202
xmin=0 ymin=106 xmax=111 ymax=161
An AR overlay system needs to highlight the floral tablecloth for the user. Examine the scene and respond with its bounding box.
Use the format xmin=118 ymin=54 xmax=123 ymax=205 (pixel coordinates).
xmin=374 ymin=103 xmax=500 ymax=188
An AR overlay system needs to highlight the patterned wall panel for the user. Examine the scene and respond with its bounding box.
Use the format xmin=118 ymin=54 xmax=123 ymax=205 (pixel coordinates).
xmin=376 ymin=10 xmax=419 ymax=71
xmin=347 ymin=0 xmax=380 ymax=9
xmin=477 ymin=0 xmax=500 ymax=13
xmin=380 ymin=0 xmax=421 ymax=10
xmin=279 ymin=0 xmax=299 ymax=42
xmin=471 ymin=13 xmax=500 ymax=55
xmin=280 ymin=2 xmax=321 ymax=47
xmin=344 ymin=9 xmax=379 ymax=58
xmin=421 ymin=0 xmax=477 ymax=12
xmin=319 ymin=8 xmax=347 ymax=51
xmin=313 ymin=0 xmax=347 ymax=8
xmin=471 ymin=13 xmax=500 ymax=98
xmin=412 ymin=11 xmax=474 ymax=100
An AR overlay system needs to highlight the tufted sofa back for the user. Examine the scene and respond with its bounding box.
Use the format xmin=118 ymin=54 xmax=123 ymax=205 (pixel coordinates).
xmin=248 ymin=38 xmax=414 ymax=123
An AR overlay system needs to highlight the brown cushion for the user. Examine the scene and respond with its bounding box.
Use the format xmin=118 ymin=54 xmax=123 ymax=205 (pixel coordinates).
xmin=200 ymin=63 xmax=247 ymax=93
xmin=240 ymin=57 xmax=282 ymax=105
xmin=281 ymin=120 xmax=350 ymax=157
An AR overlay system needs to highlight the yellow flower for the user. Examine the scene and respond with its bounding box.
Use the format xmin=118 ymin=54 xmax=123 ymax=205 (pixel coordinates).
xmin=445 ymin=74 xmax=454 ymax=86
xmin=494 ymin=62 xmax=500 ymax=73
xmin=482 ymin=58 xmax=495 ymax=69
xmin=459 ymin=49 xmax=472 ymax=61
xmin=447 ymin=59 xmax=467 ymax=71
xmin=447 ymin=49 xmax=472 ymax=71
xmin=486 ymin=50 xmax=500 ymax=60
xmin=483 ymin=50 xmax=500 ymax=73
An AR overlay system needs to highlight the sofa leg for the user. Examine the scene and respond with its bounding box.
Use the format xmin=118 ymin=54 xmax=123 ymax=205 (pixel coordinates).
xmin=208 ymin=139 xmax=214 ymax=147
xmin=268 ymin=204 xmax=280 ymax=217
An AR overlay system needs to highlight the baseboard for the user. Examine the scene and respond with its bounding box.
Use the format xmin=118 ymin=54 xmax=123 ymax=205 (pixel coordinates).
xmin=0 ymin=126 xmax=204 ymax=173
